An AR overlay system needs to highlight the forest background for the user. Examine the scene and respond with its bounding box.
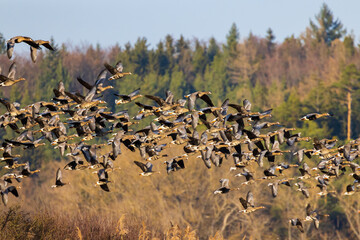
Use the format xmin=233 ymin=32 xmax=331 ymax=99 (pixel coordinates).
xmin=0 ymin=3 xmax=360 ymax=240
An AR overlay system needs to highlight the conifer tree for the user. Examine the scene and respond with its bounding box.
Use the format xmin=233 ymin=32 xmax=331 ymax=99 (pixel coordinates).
xmin=333 ymin=64 xmax=360 ymax=140
xmin=266 ymin=28 xmax=275 ymax=55
xmin=224 ymin=23 xmax=239 ymax=58
xmin=165 ymin=34 xmax=175 ymax=73
xmin=153 ymin=41 xmax=169 ymax=76
xmin=0 ymin=32 xmax=5 ymax=54
xmin=309 ymin=3 xmax=346 ymax=45
xmin=132 ymin=37 xmax=149 ymax=76
xmin=192 ymin=40 xmax=208 ymax=75
xmin=207 ymin=37 xmax=219 ymax=63
xmin=343 ymin=35 xmax=355 ymax=57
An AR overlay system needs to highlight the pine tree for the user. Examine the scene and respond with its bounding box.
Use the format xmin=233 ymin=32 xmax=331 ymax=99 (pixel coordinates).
xmin=224 ymin=23 xmax=239 ymax=58
xmin=332 ymin=64 xmax=360 ymax=140
xmin=343 ymin=35 xmax=355 ymax=57
xmin=207 ymin=37 xmax=219 ymax=63
xmin=165 ymin=35 xmax=175 ymax=73
xmin=35 ymin=38 xmax=69 ymax=101
xmin=169 ymin=70 xmax=185 ymax=98
xmin=175 ymin=35 xmax=189 ymax=54
xmin=153 ymin=41 xmax=169 ymax=76
xmin=175 ymin=36 xmax=193 ymax=82
xmin=0 ymin=32 xmax=5 ymax=54
xmin=266 ymin=28 xmax=275 ymax=55
xmin=309 ymin=3 xmax=346 ymax=45
xmin=192 ymin=40 xmax=208 ymax=75
xmin=132 ymin=37 xmax=149 ymax=76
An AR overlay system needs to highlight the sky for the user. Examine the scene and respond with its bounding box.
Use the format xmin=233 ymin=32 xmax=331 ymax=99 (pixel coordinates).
xmin=2 ymin=0 xmax=360 ymax=49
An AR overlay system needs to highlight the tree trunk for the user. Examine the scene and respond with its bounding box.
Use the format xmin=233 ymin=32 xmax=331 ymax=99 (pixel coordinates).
xmin=288 ymin=221 xmax=291 ymax=240
xmin=347 ymin=91 xmax=352 ymax=141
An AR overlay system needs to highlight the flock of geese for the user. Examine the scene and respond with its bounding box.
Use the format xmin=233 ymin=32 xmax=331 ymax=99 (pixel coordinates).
xmin=0 ymin=36 xmax=360 ymax=234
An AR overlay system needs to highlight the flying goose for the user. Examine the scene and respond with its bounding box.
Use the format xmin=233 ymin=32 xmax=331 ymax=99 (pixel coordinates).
xmin=51 ymin=168 xmax=68 ymax=188
xmin=104 ymin=61 xmax=132 ymax=81
xmin=239 ymin=191 xmax=265 ymax=213
xmin=0 ymin=62 xmax=26 ymax=87
xmin=134 ymin=161 xmax=159 ymax=176
xmin=95 ymin=168 xmax=111 ymax=192
xmin=115 ymin=88 xmax=142 ymax=105
xmin=213 ymin=178 xmax=239 ymax=194
xmin=6 ymin=36 xmax=40 ymax=59
xmin=289 ymin=218 xmax=304 ymax=233
xmin=19 ymin=161 xmax=40 ymax=177
xmin=0 ymin=181 xmax=19 ymax=206
xmin=30 ymin=39 xmax=55 ymax=62
xmin=300 ymin=113 xmax=332 ymax=121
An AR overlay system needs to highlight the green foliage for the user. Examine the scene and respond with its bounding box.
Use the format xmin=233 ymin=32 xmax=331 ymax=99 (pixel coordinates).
xmin=224 ymin=23 xmax=239 ymax=58
xmin=165 ymin=34 xmax=175 ymax=73
xmin=274 ymin=90 xmax=301 ymax=128
xmin=132 ymin=37 xmax=150 ymax=76
xmin=339 ymin=64 xmax=360 ymax=92
xmin=0 ymin=32 xmax=5 ymax=54
xmin=35 ymin=38 xmax=70 ymax=102
xmin=309 ymin=3 xmax=346 ymax=45
xmin=207 ymin=37 xmax=219 ymax=62
xmin=0 ymin=3 xmax=359 ymax=145
xmin=153 ymin=41 xmax=169 ymax=76
xmin=266 ymin=27 xmax=275 ymax=54
xmin=1 ymin=4 xmax=360 ymax=239
xmin=192 ymin=40 xmax=208 ymax=75
xmin=344 ymin=35 xmax=355 ymax=57
xmin=169 ymin=71 xmax=186 ymax=98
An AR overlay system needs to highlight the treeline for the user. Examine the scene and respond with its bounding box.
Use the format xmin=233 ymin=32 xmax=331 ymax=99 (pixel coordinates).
xmin=1 ymin=4 xmax=360 ymax=239
xmin=0 ymin=3 xmax=359 ymax=142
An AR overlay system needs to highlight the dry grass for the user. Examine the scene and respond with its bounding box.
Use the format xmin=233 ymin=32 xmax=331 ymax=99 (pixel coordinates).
xmin=2 ymin=139 xmax=359 ymax=239
xmin=0 ymin=206 xmax=228 ymax=240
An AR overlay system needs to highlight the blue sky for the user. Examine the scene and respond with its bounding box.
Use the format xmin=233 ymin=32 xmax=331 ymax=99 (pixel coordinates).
xmin=2 ymin=0 xmax=360 ymax=49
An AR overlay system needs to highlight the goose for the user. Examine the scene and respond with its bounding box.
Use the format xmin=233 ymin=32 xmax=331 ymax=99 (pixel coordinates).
xmin=343 ymin=184 xmax=357 ymax=196
xmin=350 ymin=173 xmax=360 ymax=183
xmin=99 ymin=154 xmax=120 ymax=172
xmin=185 ymin=91 xmax=213 ymax=111
xmin=104 ymin=61 xmax=132 ymax=81
xmin=109 ymin=130 xmax=124 ymax=160
xmin=289 ymin=218 xmax=304 ymax=233
xmin=145 ymin=94 xmax=180 ymax=112
xmin=293 ymin=148 xmax=314 ymax=163
xmin=6 ymin=36 xmax=40 ymax=59
xmin=64 ymin=155 xmax=85 ymax=171
xmin=115 ymin=88 xmax=142 ymax=105
xmin=1 ymin=173 xmax=22 ymax=184
xmin=51 ymin=168 xmax=68 ymax=188
xmin=76 ymin=70 xmax=112 ymax=94
xmin=134 ymin=161 xmax=159 ymax=176
xmin=0 ymin=181 xmax=19 ymax=206
xmin=213 ymin=178 xmax=236 ymax=194
xmin=1 ymin=157 xmax=25 ymax=169
xmin=234 ymin=168 xmax=254 ymax=182
xmin=239 ymin=191 xmax=265 ymax=213
xmin=30 ymin=39 xmax=55 ymax=62
xmin=0 ymin=62 xmax=26 ymax=87
xmin=298 ymin=163 xmax=312 ymax=179
xmin=80 ymin=144 xmax=100 ymax=168
xmin=0 ymin=98 xmax=27 ymax=117
xmin=164 ymin=158 xmax=185 ymax=174
xmin=65 ymin=89 xmax=106 ymax=109
xmin=304 ymin=203 xmax=330 ymax=230
xmin=294 ymin=182 xmax=311 ymax=198
xmin=300 ymin=112 xmax=332 ymax=121
xmin=95 ymin=168 xmax=111 ymax=192
xmin=19 ymin=161 xmax=40 ymax=177
xmin=268 ymin=178 xmax=293 ymax=197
